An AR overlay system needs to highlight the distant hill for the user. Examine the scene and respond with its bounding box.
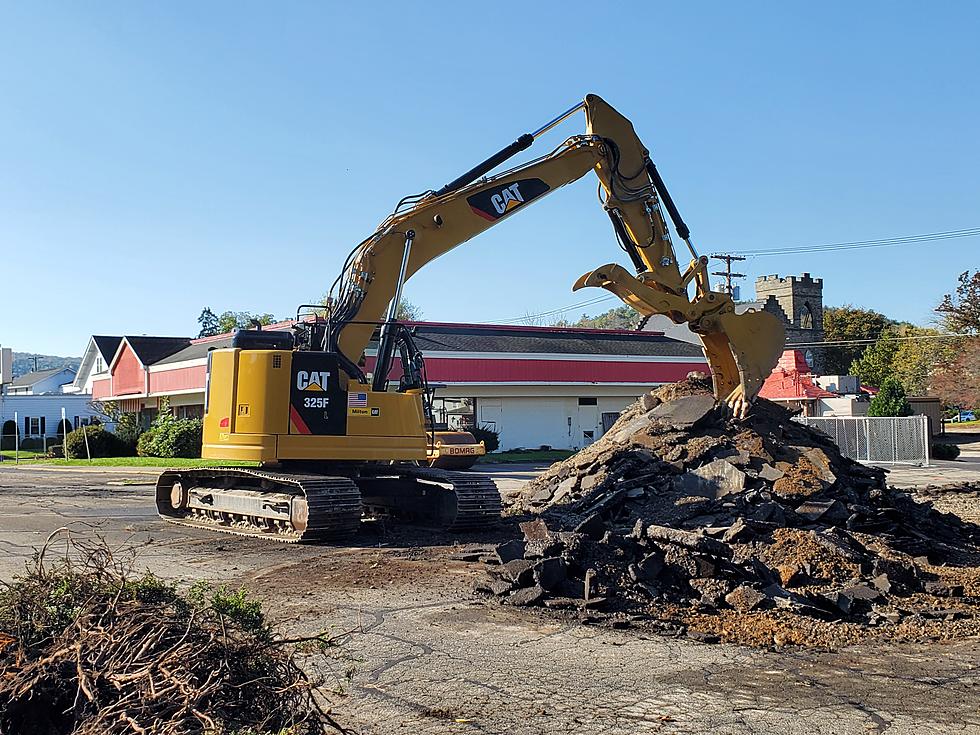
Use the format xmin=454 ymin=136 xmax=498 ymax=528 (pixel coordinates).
xmin=10 ymin=352 xmax=81 ymax=379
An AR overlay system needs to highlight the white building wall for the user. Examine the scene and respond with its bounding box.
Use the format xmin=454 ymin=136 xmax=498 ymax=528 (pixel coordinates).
xmin=478 ymin=393 xmax=642 ymax=451
xmin=78 ymin=369 xmax=110 ymax=394
xmin=815 ymin=375 xmax=860 ymax=394
xmin=0 ymin=394 xmax=101 ymax=438
xmin=817 ymin=397 xmax=869 ymax=417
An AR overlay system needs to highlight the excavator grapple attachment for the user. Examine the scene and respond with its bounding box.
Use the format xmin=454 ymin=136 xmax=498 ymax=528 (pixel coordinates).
xmin=695 ymin=310 xmax=785 ymax=418
xmin=575 ymin=263 xmax=785 ymax=417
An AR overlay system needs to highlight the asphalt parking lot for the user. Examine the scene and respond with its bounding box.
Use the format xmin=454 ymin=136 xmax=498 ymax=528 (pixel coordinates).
xmin=1 ymin=463 xmax=978 ymax=734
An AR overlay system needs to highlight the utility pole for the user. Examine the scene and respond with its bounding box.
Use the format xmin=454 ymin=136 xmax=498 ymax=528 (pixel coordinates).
xmin=32 ymin=355 xmax=38 ymax=372
xmin=709 ymin=253 xmax=746 ymax=297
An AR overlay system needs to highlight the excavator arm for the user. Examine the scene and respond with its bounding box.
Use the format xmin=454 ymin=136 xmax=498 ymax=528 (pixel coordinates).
xmin=325 ymin=94 xmax=784 ymax=416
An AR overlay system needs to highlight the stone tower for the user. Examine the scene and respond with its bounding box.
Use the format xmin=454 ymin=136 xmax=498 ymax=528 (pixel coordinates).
xmin=754 ymin=272 xmax=825 ymax=371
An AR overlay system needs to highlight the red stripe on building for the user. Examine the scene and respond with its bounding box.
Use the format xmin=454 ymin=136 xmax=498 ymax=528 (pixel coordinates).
xmin=370 ymin=357 xmax=706 ymax=384
xmin=98 ymin=356 xmax=709 ymax=400
xmin=149 ymin=365 xmax=207 ymax=394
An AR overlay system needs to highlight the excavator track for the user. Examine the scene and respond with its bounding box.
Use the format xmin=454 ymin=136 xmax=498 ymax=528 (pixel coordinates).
xmin=156 ymin=465 xmax=502 ymax=542
xmin=357 ymin=465 xmax=502 ymax=531
xmin=156 ymin=468 xmax=362 ymax=543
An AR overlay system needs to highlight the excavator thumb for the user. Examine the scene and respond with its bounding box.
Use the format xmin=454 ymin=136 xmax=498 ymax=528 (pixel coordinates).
xmin=575 ymin=264 xmax=785 ymax=417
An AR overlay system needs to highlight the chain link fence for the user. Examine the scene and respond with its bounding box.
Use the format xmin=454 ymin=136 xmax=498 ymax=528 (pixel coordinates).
xmin=796 ymin=415 xmax=930 ymax=466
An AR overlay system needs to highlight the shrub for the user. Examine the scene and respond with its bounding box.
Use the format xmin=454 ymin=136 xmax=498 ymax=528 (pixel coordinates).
xmin=931 ymin=443 xmax=961 ymax=460
xmin=64 ymin=425 xmax=127 ymax=459
xmin=19 ymin=438 xmax=44 ymax=452
xmin=114 ymin=412 xmax=142 ymax=452
xmin=47 ymin=444 xmax=63 ymax=458
xmin=140 ymin=417 xmax=202 ymax=459
xmin=868 ymin=377 xmax=913 ymax=417
xmin=156 ymin=419 xmax=203 ymax=458
xmin=136 ymin=428 xmax=159 ymax=457
xmin=138 ymin=397 xmax=203 ymax=458
xmin=469 ymin=424 xmax=500 ymax=453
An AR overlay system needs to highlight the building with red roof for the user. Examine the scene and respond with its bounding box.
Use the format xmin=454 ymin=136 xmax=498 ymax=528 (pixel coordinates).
xmin=759 ymin=349 xmax=868 ymax=416
xmin=78 ymin=321 xmax=709 ymax=451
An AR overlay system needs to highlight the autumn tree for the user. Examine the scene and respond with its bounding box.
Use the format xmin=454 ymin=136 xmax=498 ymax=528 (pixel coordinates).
xmin=930 ymin=270 xmax=980 ymax=408
xmin=936 ymin=270 xmax=980 ymax=334
xmin=930 ymin=339 xmax=980 ymax=409
xmin=821 ymin=305 xmax=892 ymax=374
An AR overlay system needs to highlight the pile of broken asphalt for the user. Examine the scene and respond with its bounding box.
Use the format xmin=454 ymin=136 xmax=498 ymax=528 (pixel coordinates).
xmin=474 ymin=377 xmax=980 ymax=647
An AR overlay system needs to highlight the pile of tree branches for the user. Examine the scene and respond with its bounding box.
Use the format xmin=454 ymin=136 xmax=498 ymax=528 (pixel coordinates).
xmin=0 ymin=532 xmax=352 ymax=735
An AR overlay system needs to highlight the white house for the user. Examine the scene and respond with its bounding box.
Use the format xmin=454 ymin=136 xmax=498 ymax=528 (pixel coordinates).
xmin=0 ymin=393 xmax=102 ymax=449
xmin=4 ymin=367 xmax=77 ymax=395
xmin=71 ymin=336 xmax=123 ymax=394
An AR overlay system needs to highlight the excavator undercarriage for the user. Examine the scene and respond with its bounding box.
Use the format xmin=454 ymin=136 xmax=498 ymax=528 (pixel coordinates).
xmin=156 ymin=465 xmax=501 ymax=542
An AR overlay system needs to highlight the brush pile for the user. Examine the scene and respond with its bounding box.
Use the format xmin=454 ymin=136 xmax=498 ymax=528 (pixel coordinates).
xmin=477 ymin=377 xmax=980 ymax=646
xmin=0 ymin=535 xmax=350 ymax=735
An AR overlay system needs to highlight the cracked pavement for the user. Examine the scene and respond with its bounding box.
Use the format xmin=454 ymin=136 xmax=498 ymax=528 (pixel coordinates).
xmin=1 ymin=465 xmax=978 ymax=734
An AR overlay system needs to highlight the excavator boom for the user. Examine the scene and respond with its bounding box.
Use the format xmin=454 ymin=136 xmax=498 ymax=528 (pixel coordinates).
xmin=327 ymin=94 xmax=784 ymax=414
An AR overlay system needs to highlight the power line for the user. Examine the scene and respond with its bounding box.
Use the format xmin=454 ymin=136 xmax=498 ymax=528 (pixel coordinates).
xmin=732 ymin=226 xmax=980 ymax=257
xmin=482 ymin=294 xmax=616 ymax=325
xmin=486 ymin=224 xmax=979 ymax=325
xmin=787 ymin=332 xmax=978 ymax=348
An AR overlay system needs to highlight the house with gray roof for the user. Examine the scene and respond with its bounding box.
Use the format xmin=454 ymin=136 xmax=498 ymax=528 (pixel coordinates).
xmin=4 ymin=367 xmax=77 ymax=395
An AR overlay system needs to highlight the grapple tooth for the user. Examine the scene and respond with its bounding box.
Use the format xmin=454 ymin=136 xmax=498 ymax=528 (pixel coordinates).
xmin=699 ymin=310 xmax=786 ymax=416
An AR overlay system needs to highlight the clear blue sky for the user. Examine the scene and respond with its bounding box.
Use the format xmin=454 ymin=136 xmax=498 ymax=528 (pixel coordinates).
xmin=3 ymin=2 xmax=978 ymax=356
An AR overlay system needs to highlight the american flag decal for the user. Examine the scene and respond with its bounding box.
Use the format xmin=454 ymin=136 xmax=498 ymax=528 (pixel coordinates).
xmin=348 ymin=392 xmax=368 ymax=408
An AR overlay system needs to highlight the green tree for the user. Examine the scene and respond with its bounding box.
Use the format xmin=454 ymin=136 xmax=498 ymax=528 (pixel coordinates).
xmin=313 ymin=294 xmax=422 ymax=321
xmin=936 ymin=270 xmax=980 ymax=334
xmin=396 ymin=299 xmax=424 ymax=321
xmin=216 ymin=311 xmax=276 ymax=333
xmin=571 ymin=305 xmax=639 ymax=330
xmin=890 ymin=325 xmax=956 ymax=396
xmin=868 ymin=376 xmax=913 ymax=417
xmin=850 ymin=332 xmax=899 ymax=388
xmin=197 ymin=307 xmax=220 ymax=337
xmin=821 ymin=305 xmax=892 ymax=374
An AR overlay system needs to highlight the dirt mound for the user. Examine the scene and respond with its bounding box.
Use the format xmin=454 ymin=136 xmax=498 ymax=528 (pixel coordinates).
xmin=477 ymin=379 xmax=980 ymax=647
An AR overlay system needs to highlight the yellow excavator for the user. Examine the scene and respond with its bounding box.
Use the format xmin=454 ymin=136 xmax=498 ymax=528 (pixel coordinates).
xmin=156 ymin=94 xmax=785 ymax=542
